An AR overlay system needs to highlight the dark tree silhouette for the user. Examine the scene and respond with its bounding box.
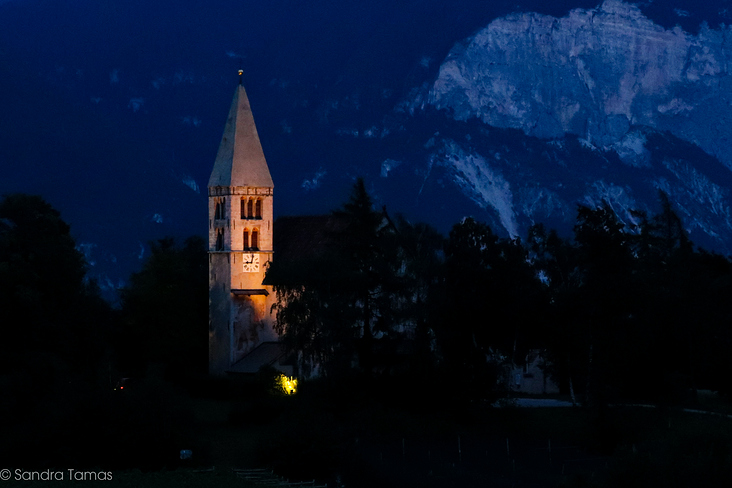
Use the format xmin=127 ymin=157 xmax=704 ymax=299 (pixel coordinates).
xmin=0 ymin=194 xmax=112 ymax=467
xmin=118 ymin=236 xmax=208 ymax=381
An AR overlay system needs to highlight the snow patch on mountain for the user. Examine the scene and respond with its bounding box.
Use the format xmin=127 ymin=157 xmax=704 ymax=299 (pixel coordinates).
xmin=584 ymin=180 xmax=642 ymax=228
xmin=433 ymin=140 xmax=518 ymax=237
xmin=336 ymin=128 xmax=359 ymax=137
xmin=612 ymin=130 xmax=651 ymax=168
xmin=128 ymin=98 xmax=144 ymax=112
xmin=381 ymin=159 xmax=402 ymax=178
xmin=179 ymin=174 xmax=200 ymax=193
xmin=519 ymin=187 xmax=568 ymax=224
xmin=173 ymin=70 xmax=195 ymax=84
xmin=657 ymin=159 xmax=732 ymax=237
xmin=151 ymin=77 xmax=166 ymax=90
xmin=182 ymin=116 xmax=202 ymax=127
xmin=77 ymin=242 xmax=98 ymax=267
xmin=302 ymin=169 xmax=327 ymax=191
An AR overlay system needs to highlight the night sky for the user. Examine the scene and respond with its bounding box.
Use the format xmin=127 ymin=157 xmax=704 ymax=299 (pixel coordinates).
xmin=0 ymin=0 xmax=728 ymax=291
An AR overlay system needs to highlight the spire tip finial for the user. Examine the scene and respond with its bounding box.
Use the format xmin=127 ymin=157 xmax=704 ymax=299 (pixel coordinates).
xmin=238 ymin=69 xmax=243 ymax=85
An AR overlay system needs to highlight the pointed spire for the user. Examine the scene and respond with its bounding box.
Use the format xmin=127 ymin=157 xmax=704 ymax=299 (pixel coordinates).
xmin=208 ymin=75 xmax=273 ymax=188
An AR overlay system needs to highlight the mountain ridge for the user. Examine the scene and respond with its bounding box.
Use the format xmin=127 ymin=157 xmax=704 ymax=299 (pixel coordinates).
xmin=1 ymin=0 xmax=732 ymax=298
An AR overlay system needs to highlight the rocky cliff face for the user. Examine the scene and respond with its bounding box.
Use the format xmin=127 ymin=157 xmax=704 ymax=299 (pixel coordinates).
xmin=402 ymin=0 xmax=732 ymax=249
xmin=430 ymin=0 xmax=732 ymax=167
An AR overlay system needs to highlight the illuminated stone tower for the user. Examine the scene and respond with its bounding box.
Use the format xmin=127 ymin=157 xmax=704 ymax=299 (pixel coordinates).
xmin=209 ymin=72 xmax=276 ymax=376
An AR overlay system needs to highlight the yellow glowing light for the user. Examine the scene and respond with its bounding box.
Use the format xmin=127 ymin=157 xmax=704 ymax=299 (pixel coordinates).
xmin=277 ymin=374 xmax=298 ymax=395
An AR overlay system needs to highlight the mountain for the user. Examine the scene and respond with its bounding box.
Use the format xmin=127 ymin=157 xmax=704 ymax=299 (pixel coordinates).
xmin=1 ymin=0 xmax=731 ymax=298
xmin=403 ymin=0 xmax=732 ymax=245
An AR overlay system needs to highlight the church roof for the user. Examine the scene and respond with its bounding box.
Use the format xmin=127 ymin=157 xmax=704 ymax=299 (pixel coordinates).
xmin=266 ymin=209 xmax=395 ymax=282
xmin=208 ymin=83 xmax=274 ymax=189
xmin=231 ymin=289 xmax=269 ymax=296
xmin=262 ymin=215 xmax=347 ymax=286
xmin=227 ymin=341 xmax=290 ymax=375
xmin=273 ymin=215 xmax=348 ymax=264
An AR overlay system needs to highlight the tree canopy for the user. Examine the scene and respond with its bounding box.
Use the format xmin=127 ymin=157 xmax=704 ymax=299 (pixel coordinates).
xmin=118 ymin=236 xmax=208 ymax=381
xmin=269 ymin=183 xmax=732 ymax=405
xmin=0 ymin=194 xmax=114 ymax=467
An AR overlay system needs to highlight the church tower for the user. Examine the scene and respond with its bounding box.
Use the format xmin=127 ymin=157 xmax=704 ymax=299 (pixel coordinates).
xmin=209 ymin=72 xmax=276 ymax=376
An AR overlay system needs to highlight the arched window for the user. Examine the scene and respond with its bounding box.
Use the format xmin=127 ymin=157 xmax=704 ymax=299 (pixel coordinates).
xmin=243 ymin=228 xmax=249 ymax=250
xmin=240 ymin=198 xmax=246 ymax=219
xmin=215 ymin=229 xmax=224 ymax=251
xmin=255 ymin=199 xmax=262 ymax=219
xmin=214 ymin=198 xmax=226 ymax=220
xmin=247 ymin=199 xmax=254 ymax=219
xmin=251 ymin=228 xmax=259 ymax=250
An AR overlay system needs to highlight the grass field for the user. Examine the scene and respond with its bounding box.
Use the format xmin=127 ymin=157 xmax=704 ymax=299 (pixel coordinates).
xmin=146 ymin=381 xmax=732 ymax=488
xmin=10 ymin=380 xmax=732 ymax=487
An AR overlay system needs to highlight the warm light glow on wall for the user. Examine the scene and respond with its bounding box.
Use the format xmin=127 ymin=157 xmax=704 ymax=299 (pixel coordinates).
xmin=277 ymin=374 xmax=298 ymax=395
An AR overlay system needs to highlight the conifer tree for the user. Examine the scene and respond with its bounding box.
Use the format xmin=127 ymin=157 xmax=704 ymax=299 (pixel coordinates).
xmin=118 ymin=236 xmax=208 ymax=381
xmin=271 ymin=178 xmax=428 ymax=378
